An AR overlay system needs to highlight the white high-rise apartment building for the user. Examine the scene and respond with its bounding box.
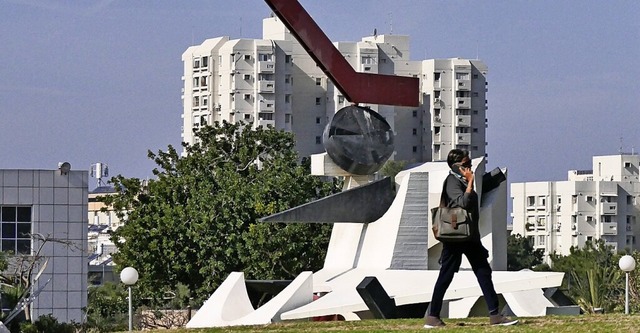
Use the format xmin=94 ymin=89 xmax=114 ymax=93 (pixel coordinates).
xmin=182 ymin=17 xmax=488 ymax=163
xmin=511 ymin=154 xmax=640 ymax=263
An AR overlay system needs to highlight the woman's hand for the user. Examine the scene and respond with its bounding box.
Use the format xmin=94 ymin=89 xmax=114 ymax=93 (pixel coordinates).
xmin=461 ymin=167 xmax=474 ymax=183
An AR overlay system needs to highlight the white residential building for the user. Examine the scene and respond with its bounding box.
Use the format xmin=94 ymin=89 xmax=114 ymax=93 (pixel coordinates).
xmin=181 ymin=16 xmax=488 ymax=163
xmin=511 ymin=154 xmax=640 ymax=263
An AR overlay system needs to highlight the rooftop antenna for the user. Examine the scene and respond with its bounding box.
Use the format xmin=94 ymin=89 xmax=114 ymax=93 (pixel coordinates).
xmin=619 ymin=137 xmax=624 ymax=154
xmin=90 ymin=162 xmax=109 ymax=187
xmin=388 ymin=12 xmax=393 ymax=34
xmin=239 ymin=16 xmax=243 ymax=37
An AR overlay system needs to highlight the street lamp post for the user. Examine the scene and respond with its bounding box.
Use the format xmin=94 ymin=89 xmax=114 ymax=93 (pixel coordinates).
xmin=120 ymin=267 xmax=139 ymax=332
xmin=619 ymin=255 xmax=636 ymax=315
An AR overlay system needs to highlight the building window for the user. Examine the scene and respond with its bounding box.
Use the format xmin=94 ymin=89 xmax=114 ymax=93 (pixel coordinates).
xmin=244 ymin=74 xmax=251 ymax=80
xmin=538 ymin=196 xmax=546 ymax=207
xmin=316 ymin=117 xmax=321 ymax=124
xmin=258 ymin=112 xmax=273 ymax=120
xmin=285 ymin=95 xmax=291 ymax=103
xmin=315 ymin=78 xmax=322 ymax=85
xmin=412 ymin=146 xmax=417 ymax=153
xmin=338 ymin=95 xmax=345 ymax=103
xmin=193 ymin=58 xmax=200 ymax=69
xmin=412 ymin=128 xmax=417 ymax=136
xmin=244 ymin=94 xmax=251 ymax=100
xmin=285 ymin=75 xmax=291 ymax=84
xmin=244 ymin=54 xmax=251 ymax=61
xmin=285 ymin=55 xmax=292 ymax=63
xmin=456 ymin=72 xmax=470 ymax=80
xmin=315 ymin=136 xmax=322 ymax=144
xmin=202 ymin=96 xmax=208 ymax=106
xmin=538 ymin=235 xmax=545 ymax=246
xmin=258 ymin=53 xmax=272 ymax=61
xmin=434 ymin=72 xmax=441 ymax=81
xmin=413 ymin=110 xmax=418 ymax=117
xmin=527 ymin=196 xmax=535 ymax=207
xmin=315 ymin=97 xmax=321 ymax=105
xmin=1 ymin=206 xmax=32 ymax=254
xmin=285 ymin=114 xmax=291 ymax=123
xmin=193 ymin=96 xmax=200 ymax=107
xmin=244 ymin=114 xmax=251 ymax=120
xmin=201 ymin=56 xmax=208 ymax=67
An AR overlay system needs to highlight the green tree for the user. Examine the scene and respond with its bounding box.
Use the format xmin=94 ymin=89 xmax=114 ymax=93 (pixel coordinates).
xmin=85 ymin=282 xmax=129 ymax=332
xmin=549 ymin=239 xmax=624 ymax=313
xmin=379 ymin=160 xmax=408 ymax=180
xmin=506 ymin=234 xmax=544 ymax=271
xmin=103 ymin=121 xmax=340 ymax=304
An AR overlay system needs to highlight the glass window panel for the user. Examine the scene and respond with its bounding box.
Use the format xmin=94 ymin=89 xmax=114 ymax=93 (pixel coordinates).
xmin=2 ymin=223 xmax=15 ymax=238
xmin=17 ymin=223 xmax=31 ymax=238
xmin=16 ymin=240 xmax=31 ymax=254
xmin=1 ymin=207 xmax=16 ymax=222
xmin=2 ymin=240 xmax=15 ymax=253
xmin=17 ymin=207 xmax=31 ymax=222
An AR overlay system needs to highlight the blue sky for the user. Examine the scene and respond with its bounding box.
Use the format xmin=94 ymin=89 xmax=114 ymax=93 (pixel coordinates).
xmin=1 ymin=0 xmax=639 ymax=188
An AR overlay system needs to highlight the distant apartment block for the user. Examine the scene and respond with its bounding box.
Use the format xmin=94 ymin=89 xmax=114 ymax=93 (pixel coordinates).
xmin=181 ymin=16 xmax=488 ymax=163
xmin=511 ymin=154 xmax=640 ymax=263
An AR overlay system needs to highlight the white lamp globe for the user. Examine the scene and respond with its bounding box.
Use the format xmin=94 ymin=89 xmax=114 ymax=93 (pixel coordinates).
xmin=120 ymin=267 xmax=139 ymax=285
xmin=619 ymin=255 xmax=636 ymax=272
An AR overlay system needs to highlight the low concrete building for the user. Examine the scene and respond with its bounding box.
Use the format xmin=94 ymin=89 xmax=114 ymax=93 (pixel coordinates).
xmin=0 ymin=165 xmax=88 ymax=323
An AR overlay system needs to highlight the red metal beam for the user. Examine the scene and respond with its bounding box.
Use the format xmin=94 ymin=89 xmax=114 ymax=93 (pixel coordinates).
xmin=264 ymin=0 xmax=420 ymax=107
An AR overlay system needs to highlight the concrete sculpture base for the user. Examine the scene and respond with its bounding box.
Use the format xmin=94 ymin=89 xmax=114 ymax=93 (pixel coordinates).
xmin=187 ymin=157 xmax=565 ymax=327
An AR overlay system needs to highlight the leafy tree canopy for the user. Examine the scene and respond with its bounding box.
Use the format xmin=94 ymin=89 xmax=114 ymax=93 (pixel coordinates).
xmin=549 ymin=239 xmax=624 ymax=313
xmin=103 ymin=121 xmax=340 ymax=304
xmin=506 ymin=234 xmax=544 ymax=271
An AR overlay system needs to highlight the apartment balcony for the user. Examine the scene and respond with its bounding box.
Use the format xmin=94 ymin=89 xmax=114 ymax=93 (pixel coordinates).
xmin=433 ymin=132 xmax=442 ymax=144
xmin=433 ymin=116 xmax=442 ymax=124
xmin=601 ymin=222 xmax=618 ymax=235
xmin=600 ymin=202 xmax=617 ymax=215
xmin=456 ymin=133 xmax=471 ymax=145
xmin=259 ymin=101 xmax=275 ymax=112
xmin=258 ymin=119 xmax=275 ymax=127
xmin=455 ymin=115 xmax=471 ymax=127
xmin=258 ymin=61 xmax=275 ymax=73
xmin=456 ymin=97 xmax=471 ymax=109
xmin=456 ymin=79 xmax=471 ymax=91
xmin=258 ymin=80 xmax=275 ymax=93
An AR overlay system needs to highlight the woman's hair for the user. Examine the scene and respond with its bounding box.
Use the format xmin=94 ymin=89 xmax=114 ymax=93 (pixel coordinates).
xmin=447 ymin=149 xmax=469 ymax=168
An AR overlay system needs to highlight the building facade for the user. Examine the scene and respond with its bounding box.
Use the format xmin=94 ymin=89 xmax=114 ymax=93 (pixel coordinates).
xmin=511 ymin=154 xmax=640 ymax=262
xmin=0 ymin=167 xmax=88 ymax=323
xmin=181 ymin=17 xmax=488 ymax=163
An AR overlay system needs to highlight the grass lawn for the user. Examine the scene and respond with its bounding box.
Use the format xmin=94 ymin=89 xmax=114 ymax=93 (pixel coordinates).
xmin=128 ymin=314 xmax=640 ymax=332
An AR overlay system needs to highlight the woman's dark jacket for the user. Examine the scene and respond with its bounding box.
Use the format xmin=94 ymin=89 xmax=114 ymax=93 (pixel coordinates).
xmin=442 ymin=173 xmax=481 ymax=242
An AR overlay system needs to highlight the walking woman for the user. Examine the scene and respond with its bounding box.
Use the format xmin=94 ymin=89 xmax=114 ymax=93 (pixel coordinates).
xmin=424 ymin=149 xmax=518 ymax=328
